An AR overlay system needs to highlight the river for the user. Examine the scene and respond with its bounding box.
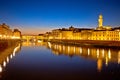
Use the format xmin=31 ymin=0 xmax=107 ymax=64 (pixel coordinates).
xmin=0 ymin=41 xmax=120 ymax=80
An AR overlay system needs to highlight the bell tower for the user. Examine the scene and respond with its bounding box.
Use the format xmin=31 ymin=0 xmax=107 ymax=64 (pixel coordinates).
xmin=98 ymin=14 xmax=103 ymax=27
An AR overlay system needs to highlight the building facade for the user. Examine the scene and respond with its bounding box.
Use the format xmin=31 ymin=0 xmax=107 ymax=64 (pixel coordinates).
xmin=13 ymin=29 xmax=21 ymax=39
xmin=0 ymin=23 xmax=21 ymax=39
xmin=43 ymin=14 xmax=120 ymax=41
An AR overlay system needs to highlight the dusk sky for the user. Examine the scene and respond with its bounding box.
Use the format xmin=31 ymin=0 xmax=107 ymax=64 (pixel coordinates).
xmin=0 ymin=0 xmax=120 ymax=34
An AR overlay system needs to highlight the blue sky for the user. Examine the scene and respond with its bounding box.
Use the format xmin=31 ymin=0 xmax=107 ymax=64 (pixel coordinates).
xmin=0 ymin=0 xmax=120 ymax=34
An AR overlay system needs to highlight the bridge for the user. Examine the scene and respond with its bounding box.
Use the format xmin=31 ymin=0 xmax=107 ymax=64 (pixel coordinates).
xmin=22 ymin=35 xmax=44 ymax=42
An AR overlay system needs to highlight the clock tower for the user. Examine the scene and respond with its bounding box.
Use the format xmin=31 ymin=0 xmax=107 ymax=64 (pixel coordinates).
xmin=98 ymin=14 xmax=103 ymax=27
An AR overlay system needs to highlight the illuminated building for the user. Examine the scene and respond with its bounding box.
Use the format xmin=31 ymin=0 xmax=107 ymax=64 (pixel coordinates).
xmin=91 ymin=30 xmax=119 ymax=40
xmin=0 ymin=23 xmax=21 ymax=39
xmin=96 ymin=14 xmax=112 ymax=30
xmin=61 ymin=30 xmax=73 ymax=39
xmin=51 ymin=26 xmax=93 ymax=40
xmin=52 ymin=27 xmax=74 ymax=40
xmin=0 ymin=23 xmax=13 ymax=39
xmin=12 ymin=29 xmax=21 ymax=39
xmin=98 ymin=14 xmax=103 ymax=27
xmin=43 ymin=14 xmax=120 ymax=41
xmin=21 ymin=14 xmax=120 ymax=41
xmin=97 ymin=14 xmax=103 ymax=30
xmin=52 ymin=29 xmax=62 ymax=39
xmin=73 ymin=31 xmax=81 ymax=40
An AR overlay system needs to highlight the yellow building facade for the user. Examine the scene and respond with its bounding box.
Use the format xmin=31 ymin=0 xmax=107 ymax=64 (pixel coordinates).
xmin=52 ymin=28 xmax=73 ymax=40
xmin=0 ymin=23 xmax=21 ymax=39
xmin=13 ymin=29 xmax=21 ymax=39
xmin=91 ymin=30 xmax=119 ymax=41
xmin=73 ymin=32 xmax=81 ymax=40
xmin=48 ymin=14 xmax=120 ymax=41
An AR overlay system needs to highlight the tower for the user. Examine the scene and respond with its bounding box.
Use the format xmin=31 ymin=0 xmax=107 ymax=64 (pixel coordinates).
xmin=98 ymin=14 xmax=103 ymax=27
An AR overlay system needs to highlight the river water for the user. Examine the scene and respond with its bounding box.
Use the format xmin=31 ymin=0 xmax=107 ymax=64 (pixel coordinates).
xmin=0 ymin=41 xmax=120 ymax=80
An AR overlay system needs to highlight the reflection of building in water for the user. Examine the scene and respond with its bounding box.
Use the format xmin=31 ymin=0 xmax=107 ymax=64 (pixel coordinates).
xmin=118 ymin=51 xmax=120 ymax=64
xmin=22 ymin=41 xmax=47 ymax=47
xmin=48 ymin=42 xmax=120 ymax=71
xmin=0 ymin=43 xmax=21 ymax=77
xmin=97 ymin=59 xmax=102 ymax=72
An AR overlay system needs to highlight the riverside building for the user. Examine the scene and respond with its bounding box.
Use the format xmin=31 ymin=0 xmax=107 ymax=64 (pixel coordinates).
xmin=45 ymin=14 xmax=120 ymax=41
xmin=0 ymin=23 xmax=21 ymax=39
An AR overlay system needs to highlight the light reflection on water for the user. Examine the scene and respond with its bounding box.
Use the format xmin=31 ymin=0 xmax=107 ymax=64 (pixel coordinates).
xmin=0 ymin=43 xmax=21 ymax=79
xmin=46 ymin=42 xmax=120 ymax=71
xmin=0 ymin=41 xmax=120 ymax=80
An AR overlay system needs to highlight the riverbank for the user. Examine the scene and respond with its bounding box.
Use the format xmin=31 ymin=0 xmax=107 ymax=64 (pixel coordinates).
xmin=0 ymin=39 xmax=21 ymax=48
xmin=0 ymin=39 xmax=21 ymax=65
xmin=50 ymin=39 xmax=120 ymax=47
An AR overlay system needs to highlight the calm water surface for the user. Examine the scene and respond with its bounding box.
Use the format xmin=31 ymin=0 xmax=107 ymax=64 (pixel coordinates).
xmin=0 ymin=42 xmax=120 ymax=80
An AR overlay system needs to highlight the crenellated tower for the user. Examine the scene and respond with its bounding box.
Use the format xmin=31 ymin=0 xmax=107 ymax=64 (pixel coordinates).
xmin=98 ymin=14 xmax=103 ymax=27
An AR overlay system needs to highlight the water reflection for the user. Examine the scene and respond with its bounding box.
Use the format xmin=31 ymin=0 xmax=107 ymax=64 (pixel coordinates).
xmin=1 ymin=41 xmax=118 ymax=80
xmin=118 ymin=51 xmax=120 ymax=64
xmin=45 ymin=42 xmax=120 ymax=72
xmin=22 ymin=41 xmax=46 ymax=46
xmin=21 ymin=41 xmax=120 ymax=72
xmin=0 ymin=42 xmax=21 ymax=78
